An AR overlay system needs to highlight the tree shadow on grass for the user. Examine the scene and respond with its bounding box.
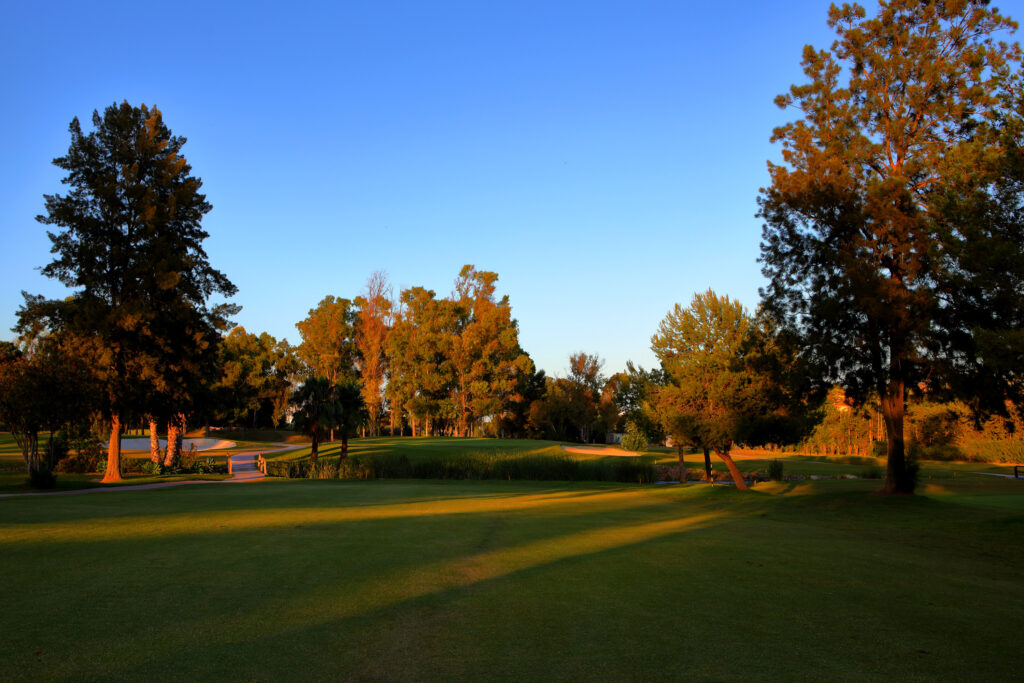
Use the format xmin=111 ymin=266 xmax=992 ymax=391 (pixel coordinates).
xmin=14 ymin=504 xmax=737 ymax=680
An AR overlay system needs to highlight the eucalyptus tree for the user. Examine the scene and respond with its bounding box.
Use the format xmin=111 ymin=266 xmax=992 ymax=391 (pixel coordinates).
xmin=354 ymin=272 xmax=392 ymax=436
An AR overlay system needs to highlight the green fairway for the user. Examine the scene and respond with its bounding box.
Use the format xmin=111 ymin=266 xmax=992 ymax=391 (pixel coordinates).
xmin=1 ymin=477 xmax=1022 ymax=680
xmin=263 ymin=435 xmax=568 ymax=462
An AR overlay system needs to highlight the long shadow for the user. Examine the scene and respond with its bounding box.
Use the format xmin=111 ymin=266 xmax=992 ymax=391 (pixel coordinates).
xmin=6 ymin=480 xmax=1024 ymax=679
xmin=66 ymin=490 xmax=1024 ymax=682
xmin=2 ymin=501 xmax=745 ymax=679
xmin=0 ymin=479 xmax=659 ymax=526
xmin=0 ymin=483 xmax=724 ymax=550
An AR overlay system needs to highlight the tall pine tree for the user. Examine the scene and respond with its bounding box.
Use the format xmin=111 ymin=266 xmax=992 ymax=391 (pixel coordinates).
xmin=759 ymin=1 xmax=1024 ymax=493
xmin=18 ymin=102 xmax=237 ymax=482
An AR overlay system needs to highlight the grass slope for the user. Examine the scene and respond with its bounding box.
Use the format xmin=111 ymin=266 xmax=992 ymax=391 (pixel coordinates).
xmin=1 ymin=477 xmax=1022 ymax=680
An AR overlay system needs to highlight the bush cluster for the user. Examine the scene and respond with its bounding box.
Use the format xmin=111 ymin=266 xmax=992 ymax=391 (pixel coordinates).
xmin=54 ymin=441 xmax=105 ymax=473
xmin=620 ymin=421 xmax=648 ymax=453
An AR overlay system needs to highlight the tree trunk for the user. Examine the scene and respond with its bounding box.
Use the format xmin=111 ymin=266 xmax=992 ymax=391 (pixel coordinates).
xmin=174 ymin=414 xmax=184 ymax=456
xmin=716 ymin=448 xmax=748 ymax=491
xmin=164 ymin=415 xmax=182 ymax=468
xmin=390 ymin=409 xmax=395 ymax=437
xmin=677 ymin=443 xmax=686 ymax=482
xmin=881 ymin=379 xmax=913 ymax=494
xmin=102 ymin=413 xmax=123 ymax=483
xmin=148 ymin=417 xmax=160 ymax=464
xmin=459 ymin=382 xmax=466 ymax=436
xmin=310 ymin=431 xmax=320 ymax=465
xmin=703 ymin=447 xmax=713 ymax=480
xmin=341 ymin=435 xmax=349 ymax=461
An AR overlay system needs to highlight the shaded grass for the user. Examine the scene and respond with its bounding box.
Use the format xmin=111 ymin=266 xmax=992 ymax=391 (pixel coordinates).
xmin=0 ymin=470 xmax=230 ymax=494
xmin=0 ymin=477 xmax=1022 ymax=680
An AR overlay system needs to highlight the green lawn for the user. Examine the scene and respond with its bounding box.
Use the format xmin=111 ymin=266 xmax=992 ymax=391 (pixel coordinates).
xmin=1 ymin=477 xmax=1022 ymax=679
xmin=265 ymin=435 xmax=568 ymax=462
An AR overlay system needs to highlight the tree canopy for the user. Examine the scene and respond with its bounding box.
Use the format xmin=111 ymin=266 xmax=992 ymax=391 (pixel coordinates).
xmin=651 ymin=290 xmax=763 ymax=489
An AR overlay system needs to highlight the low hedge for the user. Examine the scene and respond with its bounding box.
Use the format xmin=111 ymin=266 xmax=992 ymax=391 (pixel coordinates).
xmin=266 ymin=452 xmax=658 ymax=483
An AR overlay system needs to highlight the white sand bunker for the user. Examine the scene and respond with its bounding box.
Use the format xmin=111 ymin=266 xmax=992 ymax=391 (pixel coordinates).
xmin=120 ymin=438 xmax=236 ymax=451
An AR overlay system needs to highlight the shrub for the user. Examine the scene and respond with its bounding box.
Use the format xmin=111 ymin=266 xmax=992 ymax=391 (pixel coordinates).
xmin=179 ymin=444 xmax=200 ymax=471
xmin=768 ymin=459 xmax=784 ymax=481
xmin=860 ymin=465 xmax=883 ymax=479
xmin=621 ymin=421 xmax=648 ymax=453
xmin=309 ymin=460 xmax=337 ymax=479
xmin=264 ymin=459 xmax=311 ymax=478
xmin=44 ymin=431 xmax=70 ymax=468
xmin=55 ymin=441 xmax=105 ymax=474
xmin=956 ymin=438 xmax=1024 ymax=463
xmin=190 ymin=457 xmax=227 ymax=475
xmin=141 ymin=461 xmax=162 ymax=475
xmin=908 ymin=442 xmax=963 ymax=462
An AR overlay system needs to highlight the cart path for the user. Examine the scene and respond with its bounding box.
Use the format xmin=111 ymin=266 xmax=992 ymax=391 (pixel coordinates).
xmin=0 ymin=444 xmax=304 ymax=498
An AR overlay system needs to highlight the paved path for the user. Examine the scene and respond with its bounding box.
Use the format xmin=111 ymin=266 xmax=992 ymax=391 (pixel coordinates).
xmin=0 ymin=444 xmax=304 ymax=499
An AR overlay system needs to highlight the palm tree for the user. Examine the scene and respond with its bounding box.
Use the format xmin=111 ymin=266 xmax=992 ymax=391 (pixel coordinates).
xmin=290 ymin=378 xmax=337 ymax=465
xmin=334 ymin=380 xmax=368 ymax=461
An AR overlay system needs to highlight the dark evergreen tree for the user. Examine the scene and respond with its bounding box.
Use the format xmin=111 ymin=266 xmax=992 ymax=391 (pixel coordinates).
xmin=17 ymin=102 xmax=237 ymax=482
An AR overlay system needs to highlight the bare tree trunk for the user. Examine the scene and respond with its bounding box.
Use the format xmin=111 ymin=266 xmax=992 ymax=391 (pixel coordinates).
xmin=164 ymin=415 xmax=182 ymax=468
xmin=677 ymin=443 xmax=686 ymax=483
xmin=148 ymin=417 xmax=160 ymax=464
xmin=703 ymin=447 xmax=713 ymax=480
xmin=102 ymin=414 xmax=123 ymax=483
xmin=716 ymin=448 xmax=748 ymax=491
xmin=310 ymin=430 xmax=320 ymax=465
xmin=340 ymin=435 xmax=349 ymax=461
xmin=390 ymin=409 xmax=395 ymax=437
xmin=881 ymin=379 xmax=912 ymax=494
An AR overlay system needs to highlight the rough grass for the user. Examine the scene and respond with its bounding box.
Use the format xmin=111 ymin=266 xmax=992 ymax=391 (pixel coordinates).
xmin=1 ymin=477 xmax=1022 ymax=680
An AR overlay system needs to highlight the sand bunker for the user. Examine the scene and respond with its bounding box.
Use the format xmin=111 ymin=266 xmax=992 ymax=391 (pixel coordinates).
xmin=120 ymin=438 xmax=236 ymax=451
xmin=561 ymin=445 xmax=641 ymax=457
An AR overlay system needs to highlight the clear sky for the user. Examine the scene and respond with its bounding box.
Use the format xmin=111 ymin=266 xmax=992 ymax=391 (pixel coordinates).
xmin=4 ymin=1 xmax=1023 ymax=378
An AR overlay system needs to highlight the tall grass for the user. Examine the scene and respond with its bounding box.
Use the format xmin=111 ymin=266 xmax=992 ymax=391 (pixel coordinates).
xmin=268 ymin=449 xmax=658 ymax=483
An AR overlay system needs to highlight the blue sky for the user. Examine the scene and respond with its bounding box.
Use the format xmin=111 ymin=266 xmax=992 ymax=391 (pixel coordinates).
xmin=4 ymin=1 xmax=1023 ymax=377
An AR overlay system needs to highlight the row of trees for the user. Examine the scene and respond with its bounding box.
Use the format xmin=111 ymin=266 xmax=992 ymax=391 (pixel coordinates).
xmin=292 ymin=266 xmax=536 ymax=440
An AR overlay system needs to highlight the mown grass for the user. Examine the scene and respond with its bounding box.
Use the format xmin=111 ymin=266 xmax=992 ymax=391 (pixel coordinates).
xmin=261 ymin=436 xmax=1024 ymax=482
xmin=0 ymin=477 xmax=1022 ymax=680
